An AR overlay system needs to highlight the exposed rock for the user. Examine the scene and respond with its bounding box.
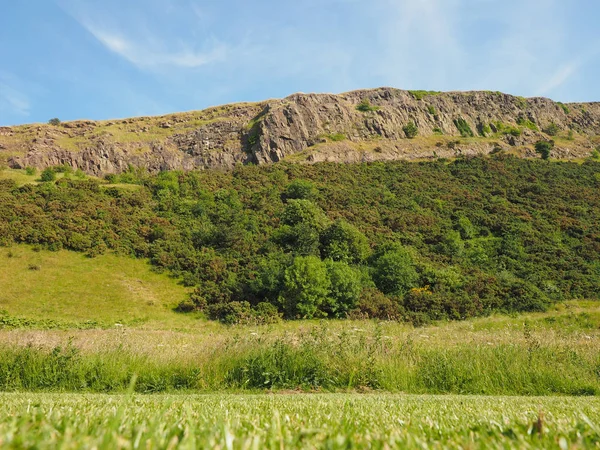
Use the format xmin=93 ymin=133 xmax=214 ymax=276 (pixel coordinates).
xmin=2 ymin=88 xmax=599 ymax=175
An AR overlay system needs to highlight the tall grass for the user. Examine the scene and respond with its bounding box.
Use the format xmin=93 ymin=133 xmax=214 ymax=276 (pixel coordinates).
xmin=1 ymin=323 xmax=598 ymax=395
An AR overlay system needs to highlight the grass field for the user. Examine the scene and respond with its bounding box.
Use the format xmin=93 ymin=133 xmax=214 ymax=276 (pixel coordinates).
xmin=0 ymin=393 xmax=598 ymax=449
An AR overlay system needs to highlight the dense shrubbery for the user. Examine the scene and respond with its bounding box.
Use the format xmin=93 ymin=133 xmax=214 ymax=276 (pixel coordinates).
xmin=1 ymin=156 xmax=599 ymax=323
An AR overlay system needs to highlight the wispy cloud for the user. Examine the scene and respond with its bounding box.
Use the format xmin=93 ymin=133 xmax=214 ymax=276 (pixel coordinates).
xmin=0 ymin=72 xmax=31 ymax=118
xmin=59 ymin=1 xmax=228 ymax=70
xmin=536 ymin=62 xmax=579 ymax=96
xmin=84 ymin=25 xmax=228 ymax=69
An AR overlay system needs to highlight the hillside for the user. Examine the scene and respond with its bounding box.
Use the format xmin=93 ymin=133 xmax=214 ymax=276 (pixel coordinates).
xmin=0 ymin=245 xmax=192 ymax=328
xmin=1 ymin=156 xmax=599 ymax=324
xmin=1 ymin=88 xmax=600 ymax=175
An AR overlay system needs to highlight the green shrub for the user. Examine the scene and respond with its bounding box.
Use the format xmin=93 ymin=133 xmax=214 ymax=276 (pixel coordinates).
xmin=25 ymin=167 xmax=36 ymax=176
xmin=433 ymin=127 xmax=443 ymax=135
xmin=320 ymin=219 xmax=370 ymax=263
xmin=557 ymin=102 xmax=570 ymax=115
xmin=324 ymin=261 xmax=363 ymax=317
xmin=503 ymin=126 xmax=522 ymax=137
xmin=427 ymin=105 xmax=437 ymax=115
xmin=207 ymin=301 xmax=253 ymax=324
xmin=39 ymin=168 xmax=56 ymax=182
xmin=356 ymin=99 xmax=379 ymax=112
xmin=409 ymin=90 xmax=440 ymax=101
xmin=326 ymin=133 xmax=346 ymax=142
xmin=535 ymin=140 xmax=554 ymax=160
xmin=543 ymin=122 xmax=560 ymax=136
xmin=403 ymin=121 xmax=419 ymax=139
xmin=517 ymin=117 xmax=538 ymax=131
xmin=477 ymin=123 xmax=492 ymax=137
xmin=48 ymin=118 xmax=61 ymax=126
xmin=283 ymin=180 xmax=317 ymax=201
xmin=350 ymin=287 xmax=403 ymax=320
xmin=454 ymin=118 xmax=474 ymax=138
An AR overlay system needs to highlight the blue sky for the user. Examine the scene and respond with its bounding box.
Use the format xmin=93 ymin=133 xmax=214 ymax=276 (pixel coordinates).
xmin=1 ymin=0 xmax=599 ymax=126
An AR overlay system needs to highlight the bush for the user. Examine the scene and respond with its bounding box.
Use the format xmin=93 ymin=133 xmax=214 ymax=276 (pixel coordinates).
xmin=517 ymin=117 xmax=538 ymax=131
xmin=283 ymin=180 xmax=317 ymax=201
xmin=543 ymin=122 xmax=560 ymax=136
xmin=356 ymin=99 xmax=379 ymax=112
xmin=350 ymin=288 xmax=403 ymax=320
xmin=40 ymin=168 xmax=56 ymax=182
xmin=403 ymin=122 xmax=418 ymax=139
xmin=48 ymin=118 xmax=61 ymax=126
xmin=535 ymin=140 xmax=554 ymax=160
xmin=253 ymin=302 xmax=282 ymax=324
xmin=207 ymin=301 xmax=253 ymax=324
xmin=25 ymin=167 xmax=36 ymax=176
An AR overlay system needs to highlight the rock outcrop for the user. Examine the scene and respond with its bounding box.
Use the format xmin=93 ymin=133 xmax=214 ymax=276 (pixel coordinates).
xmin=2 ymin=88 xmax=599 ymax=175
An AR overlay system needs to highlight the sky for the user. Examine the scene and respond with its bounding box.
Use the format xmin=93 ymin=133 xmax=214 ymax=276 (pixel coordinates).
xmin=1 ymin=0 xmax=599 ymax=126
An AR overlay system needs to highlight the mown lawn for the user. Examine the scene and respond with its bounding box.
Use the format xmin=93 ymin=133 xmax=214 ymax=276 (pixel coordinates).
xmin=0 ymin=393 xmax=598 ymax=449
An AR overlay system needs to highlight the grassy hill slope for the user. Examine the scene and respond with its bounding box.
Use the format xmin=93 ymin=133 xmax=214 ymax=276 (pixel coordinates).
xmin=0 ymin=246 xmax=192 ymax=327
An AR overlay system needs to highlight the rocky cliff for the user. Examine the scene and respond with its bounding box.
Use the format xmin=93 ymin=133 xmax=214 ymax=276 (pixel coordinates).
xmin=2 ymin=88 xmax=599 ymax=175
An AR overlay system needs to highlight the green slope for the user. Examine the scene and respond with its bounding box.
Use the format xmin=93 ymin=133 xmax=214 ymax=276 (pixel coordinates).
xmin=0 ymin=246 xmax=192 ymax=327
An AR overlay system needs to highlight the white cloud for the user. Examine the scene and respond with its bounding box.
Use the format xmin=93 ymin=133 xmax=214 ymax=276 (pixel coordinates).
xmin=58 ymin=1 xmax=228 ymax=70
xmin=83 ymin=24 xmax=228 ymax=69
xmin=536 ymin=62 xmax=579 ymax=96
xmin=0 ymin=73 xmax=31 ymax=117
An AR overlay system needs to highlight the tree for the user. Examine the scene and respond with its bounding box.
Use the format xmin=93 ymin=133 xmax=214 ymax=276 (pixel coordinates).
xmin=320 ymin=219 xmax=370 ymax=263
xmin=535 ymin=140 xmax=554 ymax=160
xmin=403 ymin=121 xmax=419 ymax=139
xmin=280 ymin=256 xmax=331 ymax=318
xmin=373 ymin=248 xmax=418 ymax=297
xmin=324 ymin=261 xmax=363 ymax=317
xmin=48 ymin=118 xmax=61 ymax=126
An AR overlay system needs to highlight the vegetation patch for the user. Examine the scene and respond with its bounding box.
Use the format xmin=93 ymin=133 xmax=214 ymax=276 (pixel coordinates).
xmin=409 ymin=90 xmax=441 ymax=101
xmin=454 ymin=117 xmax=474 ymax=137
xmin=356 ymin=99 xmax=380 ymax=112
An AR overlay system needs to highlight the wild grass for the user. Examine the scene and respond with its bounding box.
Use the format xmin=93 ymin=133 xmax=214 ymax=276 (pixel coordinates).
xmin=0 ymin=393 xmax=598 ymax=448
xmin=0 ymin=304 xmax=598 ymax=395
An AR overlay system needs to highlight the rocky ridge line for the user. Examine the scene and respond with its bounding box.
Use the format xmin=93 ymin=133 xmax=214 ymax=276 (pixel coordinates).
xmin=1 ymin=88 xmax=599 ymax=175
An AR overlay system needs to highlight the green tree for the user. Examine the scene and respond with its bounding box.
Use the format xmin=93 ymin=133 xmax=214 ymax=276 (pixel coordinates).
xmin=48 ymin=118 xmax=61 ymax=126
xmin=281 ymin=256 xmax=331 ymax=318
xmin=324 ymin=261 xmax=363 ymax=317
xmin=320 ymin=219 xmax=370 ymax=263
xmin=373 ymin=248 xmax=418 ymax=297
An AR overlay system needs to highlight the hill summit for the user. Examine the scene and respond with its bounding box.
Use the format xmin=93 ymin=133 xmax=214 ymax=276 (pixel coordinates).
xmin=1 ymin=88 xmax=599 ymax=175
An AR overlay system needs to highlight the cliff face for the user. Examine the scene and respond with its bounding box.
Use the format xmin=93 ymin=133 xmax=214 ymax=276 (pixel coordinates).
xmin=2 ymin=88 xmax=599 ymax=175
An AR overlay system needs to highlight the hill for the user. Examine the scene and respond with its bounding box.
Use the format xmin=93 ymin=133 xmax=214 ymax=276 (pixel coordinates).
xmin=1 ymin=88 xmax=599 ymax=175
